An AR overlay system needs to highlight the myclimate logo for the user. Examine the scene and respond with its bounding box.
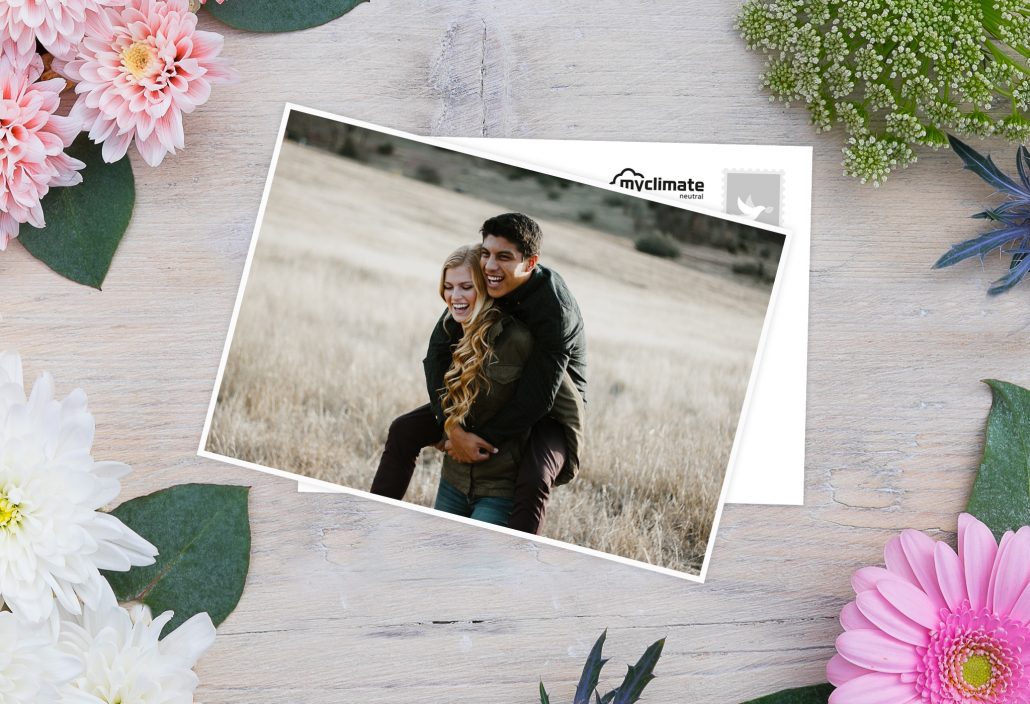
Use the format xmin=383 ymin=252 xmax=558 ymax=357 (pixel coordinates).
xmin=609 ymin=168 xmax=704 ymax=199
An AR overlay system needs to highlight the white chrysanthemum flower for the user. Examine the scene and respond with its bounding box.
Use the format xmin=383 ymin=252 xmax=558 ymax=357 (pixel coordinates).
xmin=0 ymin=610 xmax=82 ymax=703
xmin=0 ymin=351 xmax=158 ymax=623
xmin=60 ymin=601 xmax=216 ymax=704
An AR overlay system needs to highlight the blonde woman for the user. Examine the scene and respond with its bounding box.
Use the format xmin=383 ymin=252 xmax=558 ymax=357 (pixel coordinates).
xmin=429 ymin=244 xmax=583 ymax=526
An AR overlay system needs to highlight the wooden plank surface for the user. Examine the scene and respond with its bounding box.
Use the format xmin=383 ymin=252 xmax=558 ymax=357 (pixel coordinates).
xmin=5 ymin=1 xmax=1028 ymax=701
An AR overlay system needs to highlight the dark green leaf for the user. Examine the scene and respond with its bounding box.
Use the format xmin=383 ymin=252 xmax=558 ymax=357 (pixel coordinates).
xmin=575 ymin=630 xmax=610 ymax=704
xmin=967 ymin=381 xmax=1030 ymax=536
xmin=19 ymin=135 xmax=134 ymax=289
xmin=947 ymin=134 xmax=1030 ymax=199
xmin=540 ymin=682 xmax=550 ymax=704
xmin=611 ymin=638 xmax=664 ymax=704
xmin=740 ymin=683 xmax=834 ymax=703
xmin=933 ymin=226 xmax=1025 ymax=268
xmin=205 ymin=0 xmax=368 ymax=32
xmin=600 ymin=692 xmax=617 ymax=704
xmin=104 ymin=484 xmax=251 ymax=635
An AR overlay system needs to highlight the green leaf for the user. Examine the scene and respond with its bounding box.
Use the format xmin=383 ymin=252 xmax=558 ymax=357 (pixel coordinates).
xmin=103 ymin=484 xmax=251 ymax=635
xmin=611 ymin=638 xmax=665 ymax=704
xmin=575 ymin=630 xmax=610 ymax=704
xmin=205 ymin=0 xmax=368 ymax=33
xmin=740 ymin=683 xmax=834 ymax=703
xmin=539 ymin=682 xmax=550 ymax=704
xmin=966 ymin=380 xmax=1030 ymax=537
xmin=19 ymin=135 xmax=134 ymax=289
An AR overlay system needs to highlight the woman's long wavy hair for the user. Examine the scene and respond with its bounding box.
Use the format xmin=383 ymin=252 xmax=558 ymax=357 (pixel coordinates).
xmin=439 ymin=245 xmax=502 ymax=438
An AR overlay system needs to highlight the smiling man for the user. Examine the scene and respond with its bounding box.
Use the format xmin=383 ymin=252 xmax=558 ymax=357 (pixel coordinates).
xmin=371 ymin=212 xmax=587 ymax=534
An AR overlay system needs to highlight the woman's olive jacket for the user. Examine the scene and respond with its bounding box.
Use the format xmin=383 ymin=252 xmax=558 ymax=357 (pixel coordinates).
xmin=440 ymin=316 xmax=584 ymax=498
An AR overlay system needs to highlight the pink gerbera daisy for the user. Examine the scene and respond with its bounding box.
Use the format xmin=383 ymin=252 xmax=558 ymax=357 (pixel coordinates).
xmin=61 ymin=0 xmax=235 ymax=167
xmin=0 ymin=42 xmax=85 ymax=249
xmin=829 ymin=514 xmax=1030 ymax=704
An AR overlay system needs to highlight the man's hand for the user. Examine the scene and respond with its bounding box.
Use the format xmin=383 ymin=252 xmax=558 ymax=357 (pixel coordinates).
xmin=445 ymin=426 xmax=497 ymax=463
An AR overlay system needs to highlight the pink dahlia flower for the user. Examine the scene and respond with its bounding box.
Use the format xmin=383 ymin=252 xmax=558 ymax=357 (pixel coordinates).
xmin=0 ymin=42 xmax=85 ymax=249
xmin=0 ymin=0 xmax=123 ymax=62
xmin=829 ymin=514 xmax=1030 ymax=704
xmin=61 ymin=0 xmax=235 ymax=167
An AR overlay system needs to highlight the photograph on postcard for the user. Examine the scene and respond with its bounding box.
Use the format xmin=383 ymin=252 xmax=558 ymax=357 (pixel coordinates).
xmin=201 ymin=107 xmax=787 ymax=578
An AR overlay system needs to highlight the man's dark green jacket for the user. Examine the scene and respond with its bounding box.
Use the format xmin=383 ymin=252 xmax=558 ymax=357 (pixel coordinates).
xmin=423 ymin=265 xmax=587 ymax=446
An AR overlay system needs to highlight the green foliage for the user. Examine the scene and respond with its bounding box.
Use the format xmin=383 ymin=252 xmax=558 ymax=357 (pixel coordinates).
xmin=376 ymin=142 xmax=395 ymax=156
xmin=634 ymin=235 xmax=681 ymax=259
xmin=19 ymin=136 xmax=134 ymax=289
xmin=739 ymin=683 xmax=833 ymax=703
xmin=934 ymin=136 xmax=1030 ymax=294
xmin=578 ymin=210 xmax=596 ymax=223
xmin=540 ymin=631 xmax=664 ymax=704
xmin=737 ymin=0 xmax=1030 ymax=185
xmin=104 ymin=484 xmax=251 ymax=635
xmin=205 ymin=0 xmax=367 ymax=32
xmin=339 ymin=136 xmax=362 ymax=160
xmin=966 ymin=380 xmax=1030 ymax=539
xmin=733 ymin=260 xmax=773 ymax=283
xmin=414 ymin=164 xmax=443 ymax=185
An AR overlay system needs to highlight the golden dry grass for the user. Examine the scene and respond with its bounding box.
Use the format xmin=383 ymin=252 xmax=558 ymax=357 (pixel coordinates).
xmin=208 ymin=141 xmax=773 ymax=574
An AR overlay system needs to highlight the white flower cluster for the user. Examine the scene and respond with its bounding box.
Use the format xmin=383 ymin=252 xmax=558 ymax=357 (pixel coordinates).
xmin=0 ymin=352 xmax=216 ymax=702
xmin=737 ymin=0 xmax=1030 ymax=185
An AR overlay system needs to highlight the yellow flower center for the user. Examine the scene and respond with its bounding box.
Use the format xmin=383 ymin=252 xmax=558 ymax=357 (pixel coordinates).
xmin=962 ymin=654 xmax=992 ymax=689
xmin=122 ymin=42 xmax=153 ymax=79
xmin=0 ymin=492 xmax=21 ymax=530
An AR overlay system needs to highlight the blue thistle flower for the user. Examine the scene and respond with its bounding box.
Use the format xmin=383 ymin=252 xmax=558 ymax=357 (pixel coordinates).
xmin=935 ymin=135 xmax=1030 ymax=295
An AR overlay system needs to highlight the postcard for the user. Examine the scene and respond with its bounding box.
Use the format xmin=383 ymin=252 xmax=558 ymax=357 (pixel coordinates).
xmin=199 ymin=105 xmax=797 ymax=580
xmin=297 ymin=136 xmax=812 ymax=506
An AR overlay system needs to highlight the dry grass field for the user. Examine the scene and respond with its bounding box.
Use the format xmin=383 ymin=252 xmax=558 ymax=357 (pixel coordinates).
xmin=207 ymin=140 xmax=775 ymax=574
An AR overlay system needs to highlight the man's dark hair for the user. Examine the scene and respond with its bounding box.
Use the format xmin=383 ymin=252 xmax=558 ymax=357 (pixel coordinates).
xmin=480 ymin=213 xmax=542 ymax=259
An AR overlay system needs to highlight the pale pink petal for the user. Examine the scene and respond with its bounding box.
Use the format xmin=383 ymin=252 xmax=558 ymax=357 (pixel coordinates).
xmin=1007 ymin=578 xmax=1030 ymax=623
xmin=986 ymin=530 xmax=1015 ymax=613
xmin=959 ymin=513 xmax=998 ymax=611
xmin=933 ymin=541 xmax=967 ymax=611
xmin=899 ymin=530 xmax=948 ymax=610
xmin=876 ymin=579 xmax=940 ymax=629
xmin=992 ymin=530 xmax=1030 ymax=618
xmin=884 ymin=536 xmax=921 ymax=587
xmin=835 ymin=630 xmax=920 ymax=673
xmin=852 ymin=566 xmax=893 ymax=594
xmin=856 ymin=590 xmax=929 ymax=646
xmin=135 ymin=133 xmax=166 ymax=167
xmin=827 ymin=653 xmax=874 ymax=687
xmin=828 ymin=672 xmax=919 ymax=704
xmin=840 ymin=601 xmax=876 ymax=631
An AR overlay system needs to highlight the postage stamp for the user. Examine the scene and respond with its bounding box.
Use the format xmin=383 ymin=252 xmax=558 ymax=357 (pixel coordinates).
xmin=724 ymin=170 xmax=784 ymax=227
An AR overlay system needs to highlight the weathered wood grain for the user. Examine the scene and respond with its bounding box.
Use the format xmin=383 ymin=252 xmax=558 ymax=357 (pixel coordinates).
xmin=4 ymin=1 xmax=1028 ymax=701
